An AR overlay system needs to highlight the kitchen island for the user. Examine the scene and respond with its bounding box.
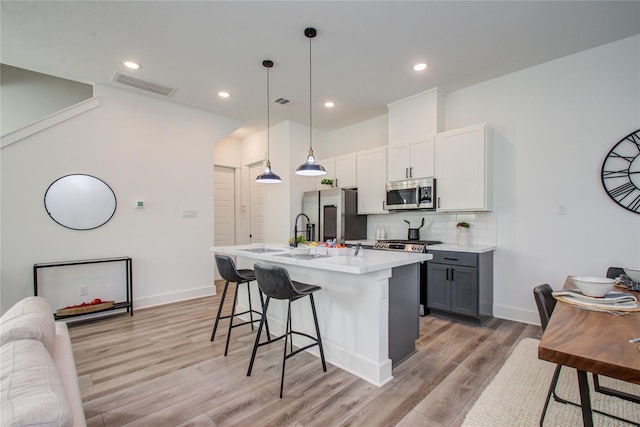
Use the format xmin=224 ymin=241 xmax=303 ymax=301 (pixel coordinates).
xmin=210 ymin=244 xmax=432 ymax=386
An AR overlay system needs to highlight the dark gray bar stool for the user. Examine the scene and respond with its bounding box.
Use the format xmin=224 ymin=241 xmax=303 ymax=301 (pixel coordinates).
xmin=247 ymin=263 xmax=327 ymax=398
xmin=211 ymin=254 xmax=270 ymax=356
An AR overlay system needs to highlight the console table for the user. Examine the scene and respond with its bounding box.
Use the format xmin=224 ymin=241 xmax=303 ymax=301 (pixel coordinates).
xmin=33 ymin=256 xmax=133 ymax=321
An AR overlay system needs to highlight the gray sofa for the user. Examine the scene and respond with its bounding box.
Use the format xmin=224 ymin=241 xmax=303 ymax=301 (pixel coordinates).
xmin=1 ymin=297 xmax=86 ymax=427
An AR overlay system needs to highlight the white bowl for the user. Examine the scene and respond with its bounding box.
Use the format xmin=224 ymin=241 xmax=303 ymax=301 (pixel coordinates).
xmin=571 ymin=276 xmax=616 ymax=297
xmin=624 ymin=267 xmax=640 ymax=282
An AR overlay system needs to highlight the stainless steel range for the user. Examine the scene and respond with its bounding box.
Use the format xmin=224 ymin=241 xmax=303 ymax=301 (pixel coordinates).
xmin=373 ymin=239 xmax=442 ymax=316
xmin=373 ymin=239 xmax=441 ymax=253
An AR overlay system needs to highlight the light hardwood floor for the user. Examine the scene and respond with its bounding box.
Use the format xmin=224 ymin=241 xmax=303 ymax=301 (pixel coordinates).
xmin=69 ymin=281 xmax=542 ymax=427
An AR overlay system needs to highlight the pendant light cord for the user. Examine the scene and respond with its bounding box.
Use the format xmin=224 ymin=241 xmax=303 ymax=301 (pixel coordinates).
xmin=267 ymin=62 xmax=270 ymax=161
xmin=308 ymin=30 xmax=313 ymax=151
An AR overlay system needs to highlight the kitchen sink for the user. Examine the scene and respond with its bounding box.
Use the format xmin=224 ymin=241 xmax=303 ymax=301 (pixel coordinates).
xmin=274 ymin=254 xmax=331 ymax=260
xmin=239 ymin=248 xmax=286 ymax=254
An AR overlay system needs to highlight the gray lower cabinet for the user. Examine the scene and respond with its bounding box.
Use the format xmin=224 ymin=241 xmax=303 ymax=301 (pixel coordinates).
xmin=389 ymin=263 xmax=420 ymax=367
xmin=426 ymin=250 xmax=493 ymax=325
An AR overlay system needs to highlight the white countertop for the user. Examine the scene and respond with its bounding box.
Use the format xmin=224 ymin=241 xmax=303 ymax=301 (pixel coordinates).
xmin=345 ymin=240 xmax=496 ymax=254
xmin=427 ymin=243 xmax=496 ymax=254
xmin=210 ymin=243 xmax=432 ymax=275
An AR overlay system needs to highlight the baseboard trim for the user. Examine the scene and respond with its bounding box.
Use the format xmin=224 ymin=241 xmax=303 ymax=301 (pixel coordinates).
xmin=493 ymin=303 xmax=540 ymax=326
xmin=134 ymin=286 xmax=215 ymax=310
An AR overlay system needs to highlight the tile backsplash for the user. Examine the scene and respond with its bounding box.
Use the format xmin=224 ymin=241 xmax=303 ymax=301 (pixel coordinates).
xmin=366 ymin=211 xmax=497 ymax=245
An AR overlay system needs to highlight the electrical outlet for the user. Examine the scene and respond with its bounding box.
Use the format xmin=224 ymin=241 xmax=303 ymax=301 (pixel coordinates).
xmin=182 ymin=209 xmax=197 ymax=218
xmin=79 ymin=285 xmax=88 ymax=296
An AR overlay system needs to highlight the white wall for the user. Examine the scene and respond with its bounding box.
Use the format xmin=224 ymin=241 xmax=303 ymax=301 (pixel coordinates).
xmin=213 ymin=137 xmax=242 ymax=168
xmin=1 ymin=84 xmax=242 ymax=313
xmin=0 ymin=64 xmax=93 ymax=134
xmin=326 ymin=114 xmax=388 ymax=157
xmin=238 ymin=120 xmax=322 ymax=246
xmin=445 ymin=35 xmax=640 ymax=323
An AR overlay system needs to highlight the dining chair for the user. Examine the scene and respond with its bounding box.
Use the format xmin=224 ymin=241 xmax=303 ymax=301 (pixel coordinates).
xmin=533 ymin=284 xmax=582 ymax=426
xmin=606 ymin=266 xmax=625 ymax=279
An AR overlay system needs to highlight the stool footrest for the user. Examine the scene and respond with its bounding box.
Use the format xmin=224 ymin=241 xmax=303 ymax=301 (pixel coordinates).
xmin=217 ymin=308 xmax=264 ymax=322
xmin=286 ymin=342 xmax=320 ymax=360
xmin=254 ymin=330 xmax=319 ymax=350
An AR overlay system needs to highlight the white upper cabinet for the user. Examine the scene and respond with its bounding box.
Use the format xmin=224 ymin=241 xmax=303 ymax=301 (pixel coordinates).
xmin=317 ymin=153 xmax=357 ymax=189
xmin=435 ymin=123 xmax=493 ymax=212
xmin=356 ymin=146 xmax=388 ymax=214
xmin=334 ymin=154 xmax=357 ymax=188
xmin=388 ymin=88 xmax=446 ymax=146
xmin=387 ymin=137 xmax=435 ymax=181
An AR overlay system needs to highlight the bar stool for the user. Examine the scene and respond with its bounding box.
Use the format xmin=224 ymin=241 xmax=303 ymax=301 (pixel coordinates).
xmin=247 ymin=263 xmax=327 ymax=398
xmin=211 ymin=254 xmax=270 ymax=356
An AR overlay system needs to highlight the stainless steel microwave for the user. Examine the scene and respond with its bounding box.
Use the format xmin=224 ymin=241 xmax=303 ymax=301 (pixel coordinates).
xmin=385 ymin=177 xmax=436 ymax=210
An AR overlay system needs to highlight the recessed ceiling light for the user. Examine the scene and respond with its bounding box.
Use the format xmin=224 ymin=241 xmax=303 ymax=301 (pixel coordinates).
xmin=218 ymin=91 xmax=230 ymax=98
xmin=123 ymin=61 xmax=141 ymax=70
xmin=413 ymin=63 xmax=428 ymax=71
xmin=324 ymin=101 xmax=335 ymax=108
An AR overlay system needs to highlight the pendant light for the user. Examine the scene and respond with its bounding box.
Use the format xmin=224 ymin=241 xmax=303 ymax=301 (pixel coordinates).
xmin=255 ymin=59 xmax=282 ymax=184
xmin=295 ymin=27 xmax=326 ymax=176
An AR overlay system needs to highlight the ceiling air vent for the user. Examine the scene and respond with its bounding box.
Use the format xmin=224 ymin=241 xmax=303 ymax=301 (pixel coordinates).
xmin=273 ymin=97 xmax=291 ymax=105
xmin=112 ymin=72 xmax=176 ymax=96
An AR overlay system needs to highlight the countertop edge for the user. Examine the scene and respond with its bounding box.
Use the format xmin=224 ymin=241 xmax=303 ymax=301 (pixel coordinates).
xmin=211 ymin=244 xmax=432 ymax=275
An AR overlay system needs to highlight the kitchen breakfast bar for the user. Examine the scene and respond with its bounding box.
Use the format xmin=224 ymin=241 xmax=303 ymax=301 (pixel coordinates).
xmin=210 ymin=244 xmax=432 ymax=386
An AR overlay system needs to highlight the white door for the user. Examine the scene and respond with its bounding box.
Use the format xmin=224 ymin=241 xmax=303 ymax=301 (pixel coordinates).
xmin=249 ymin=163 xmax=265 ymax=243
xmin=214 ymin=166 xmax=236 ymax=279
xmin=214 ymin=166 xmax=235 ymax=245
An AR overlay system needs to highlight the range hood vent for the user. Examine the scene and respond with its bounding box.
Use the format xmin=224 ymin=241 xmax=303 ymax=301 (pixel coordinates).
xmin=112 ymin=72 xmax=176 ymax=96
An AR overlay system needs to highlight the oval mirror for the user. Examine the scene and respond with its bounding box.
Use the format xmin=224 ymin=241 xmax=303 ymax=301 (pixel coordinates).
xmin=44 ymin=174 xmax=117 ymax=230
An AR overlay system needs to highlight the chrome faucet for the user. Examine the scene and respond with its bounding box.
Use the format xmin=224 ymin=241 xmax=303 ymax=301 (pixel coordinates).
xmin=293 ymin=213 xmax=310 ymax=247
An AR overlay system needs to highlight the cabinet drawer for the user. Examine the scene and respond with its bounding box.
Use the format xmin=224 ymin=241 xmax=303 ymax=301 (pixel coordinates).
xmin=427 ymin=251 xmax=477 ymax=267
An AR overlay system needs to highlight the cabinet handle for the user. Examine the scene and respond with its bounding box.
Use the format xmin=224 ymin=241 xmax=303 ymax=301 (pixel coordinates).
xmin=444 ymin=257 xmax=459 ymax=261
xmin=405 ymin=168 xmax=409 ymax=179
xmin=451 ymin=268 xmax=455 ymax=281
xmin=409 ymin=167 xmax=413 ymax=178
xmin=437 ymin=197 xmax=441 ymax=209
xmin=335 ymin=178 xmax=339 ymax=187
xmin=382 ymin=201 xmax=386 ymax=210
xmin=446 ymin=268 xmax=449 ymax=281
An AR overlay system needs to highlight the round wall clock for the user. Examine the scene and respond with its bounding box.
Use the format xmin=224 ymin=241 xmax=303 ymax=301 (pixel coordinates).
xmin=601 ymin=129 xmax=640 ymax=214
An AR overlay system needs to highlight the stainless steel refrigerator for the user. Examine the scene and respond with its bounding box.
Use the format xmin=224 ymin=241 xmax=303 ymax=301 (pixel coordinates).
xmin=302 ymin=188 xmax=367 ymax=243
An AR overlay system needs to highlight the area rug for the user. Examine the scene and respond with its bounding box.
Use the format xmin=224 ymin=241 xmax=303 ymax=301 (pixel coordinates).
xmin=463 ymin=338 xmax=640 ymax=427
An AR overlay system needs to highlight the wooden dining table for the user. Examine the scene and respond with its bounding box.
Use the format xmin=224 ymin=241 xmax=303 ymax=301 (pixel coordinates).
xmin=538 ymin=277 xmax=640 ymax=426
